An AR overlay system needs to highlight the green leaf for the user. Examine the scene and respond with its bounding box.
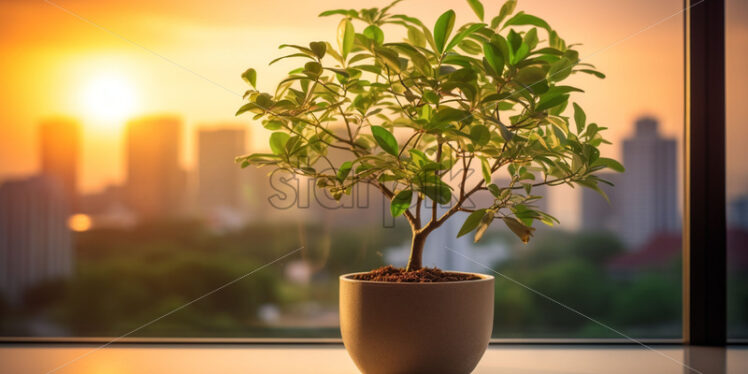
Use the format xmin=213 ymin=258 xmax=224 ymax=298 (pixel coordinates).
xmin=433 ymin=107 xmax=469 ymax=123
xmin=457 ymin=209 xmax=487 ymax=237
xmin=338 ymin=18 xmax=355 ymax=59
xmin=458 ymin=39 xmax=482 ymax=54
xmin=466 ymin=0 xmax=484 ymax=21
xmin=407 ymin=26 xmax=427 ymax=48
xmin=278 ymin=44 xmax=315 ymax=56
xmin=536 ymin=94 xmax=569 ymax=112
xmin=433 ymin=10 xmax=456 ymax=53
xmin=263 ymin=120 xmax=283 ymax=130
xmin=572 ymin=102 xmax=586 ymax=134
xmin=337 ymin=161 xmax=353 ymax=182
xmin=309 ymin=42 xmax=327 ymax=59
xmin=269 ymin=53 xmax=315 ymax=66
xmin=594 ymin=157 xmax=625 ymax=172
xmin=578 ymin=69 xmax=606 ymax=78
xmin=445 ymin=23 xmax=485 ymax=53
xmin=490 ymin=0 xmax=517 ymax=29
xmin=502 ymin=11 xmax=551 ymax=31
xmin=502 ymin=216 xmax=536 ymax=243
xmin=324 ymin=67 xmax=350 ymax=77
xmin=235 ymin=102 xmax=260 ymax=116
xmin=576 ymin=178 xmax=610 ymax=203
xmin=516 ymin=65 xmax=546 ymax=86
xmin=480 ymin=157 xmax=492 ymax=184
xmin=524 ymin=27 xmax=538 ymax=49
xmin=487 ymin=184 xmax=501 ymax=197
xmin=421 ymin=184 xmax=452 ymax=205
xmin=269 ymin=132 xmax=290 ymax=155
xmin=304 ymin=61 xmax=322 ymax=76
xmin=482 ymin=42 xmax=504 ymax=76
xmin=498 ymin=121 xmax=514 ymax=142
xmin=374 ymin=46 xmax=402 ymax=72
xmin=389 ymin=43 xmax=430 ymax=74
xmin=474 ymin=211 xmax=494 ymax=242
xmin=363 ymin=25 xmax=385 ymax=46
xmin=319 ymin=9 xmax=356 ymax=17
xmin=390 ymin=189 xmax=413 ymax=217
xmin=241 ymin=68 xmax=257 ymax=88
xmin=544 ymin=85 xmax=584 ymax=95
xmin=371 ymin=125 xmax=399 ymax=156
xmin=549 ymin=58 xmax=575 ymax=81
xmin=470 ymin=125 xmax=490 ymax=146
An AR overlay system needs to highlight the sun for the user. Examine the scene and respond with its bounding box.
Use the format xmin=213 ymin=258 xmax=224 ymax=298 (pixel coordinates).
xmin=80 ymin=72 xmax=138 ymax=124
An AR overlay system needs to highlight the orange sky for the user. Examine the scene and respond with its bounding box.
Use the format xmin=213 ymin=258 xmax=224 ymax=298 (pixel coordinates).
xmin=0 ymin=0 xmax=745 ymax=220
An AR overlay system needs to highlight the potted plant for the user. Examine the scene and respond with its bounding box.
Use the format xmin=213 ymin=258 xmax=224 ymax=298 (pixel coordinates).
xmin=236 ymin=0 xmax=622 ymax=372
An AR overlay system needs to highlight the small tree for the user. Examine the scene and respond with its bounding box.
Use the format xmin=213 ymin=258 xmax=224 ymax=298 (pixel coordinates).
xmin=236 ymin=0 xmax=623 ymax=271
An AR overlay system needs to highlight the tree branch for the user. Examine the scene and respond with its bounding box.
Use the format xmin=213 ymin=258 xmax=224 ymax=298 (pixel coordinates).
xmin=371 ymin=181 xmax=418 ymax=229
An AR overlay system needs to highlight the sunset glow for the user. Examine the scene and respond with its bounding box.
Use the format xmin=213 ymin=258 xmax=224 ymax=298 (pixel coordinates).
xmin=68 ymin=213 xmax=93 ymax=232
xmin=79 ymin=72 xmax=138 ymax=124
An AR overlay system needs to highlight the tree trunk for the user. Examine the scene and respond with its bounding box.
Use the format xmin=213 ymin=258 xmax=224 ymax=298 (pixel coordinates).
xmin=406 ymin=231 xmax=427 ymax=271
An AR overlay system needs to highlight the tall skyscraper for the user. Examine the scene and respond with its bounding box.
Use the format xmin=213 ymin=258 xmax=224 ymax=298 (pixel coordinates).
xmin=581 ymin=172 xmax=620 ymax=232
xmin=0 ymin=176 xmax=73 ymax=305
xmin=729 ymin=195 xmax=748 ymax=230
xmin=619 ymin=116 xmax=678 ymax=247
xmin=39 ymin=118 xmax=81 ymax=211
xmin=197 ymin=127 xmax=247 ymax=214
xmin=125 ymin=115 xmax=185 ymax=221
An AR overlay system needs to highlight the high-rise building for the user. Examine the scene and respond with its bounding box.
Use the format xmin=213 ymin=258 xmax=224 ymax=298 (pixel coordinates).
xmin=0 ymin=176 xmax=73 ymax=305
xmin=125 ymin=115 xmax=185 ymax=221
xmin=39 ymin=118 xmax=81 ymax=211
xmin=729 ymin=195 xmax=748 ymax=230
xmin=581 ymin=172 xmax=621 ymax=232
xmin=619 ymin=116 xmax=679 ymax=247
xmin=197 ymin=127 xmax=248 ymax=224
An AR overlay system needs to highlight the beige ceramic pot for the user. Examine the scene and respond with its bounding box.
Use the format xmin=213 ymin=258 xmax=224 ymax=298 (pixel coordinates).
xmin=339 ymin=272 xmax=494 ymax=374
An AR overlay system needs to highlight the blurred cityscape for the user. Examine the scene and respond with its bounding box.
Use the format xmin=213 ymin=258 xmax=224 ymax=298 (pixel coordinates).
xmin=0 ymin=114 xmax=746 ymax=339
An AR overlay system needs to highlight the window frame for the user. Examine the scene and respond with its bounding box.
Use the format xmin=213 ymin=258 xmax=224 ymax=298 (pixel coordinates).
xmin=683 ymin=0 xmax=727 ymax=346
xmin=0 ymin=0 xmax=729 ymax=346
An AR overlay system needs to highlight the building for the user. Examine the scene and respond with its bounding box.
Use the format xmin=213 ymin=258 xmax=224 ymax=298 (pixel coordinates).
xmin=728 ymin=195 xmax=748 ymax=230
xmin=581 ymin=172 xmax=621 ymax=232
xmin=78 ymin=184 xmax=136 ymax=229
xmin=125 ymin=115 xmax=186 ymax=221
xmin=0 ymin=176 xmax=73 ymax=305
xmin=39 ymin=118 xmax=81 ymax=211
xmin=619 ymin=116 xmax=679 ymax=247
xmin=580 ymin=116 xmax=679 ymax=248
xmin=197 ymin=127 xmax=250 ymax=228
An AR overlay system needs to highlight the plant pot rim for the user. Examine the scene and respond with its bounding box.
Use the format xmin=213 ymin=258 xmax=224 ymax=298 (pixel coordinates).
xmin=340 ymin=271 xmax=494 ymax=285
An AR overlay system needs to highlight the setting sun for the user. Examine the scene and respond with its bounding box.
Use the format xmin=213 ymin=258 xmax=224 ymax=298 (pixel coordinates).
xmin=79 ymin=72 xmax=138 ymax=124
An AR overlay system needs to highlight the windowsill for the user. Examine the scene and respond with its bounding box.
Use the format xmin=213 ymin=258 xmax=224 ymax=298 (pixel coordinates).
xmin=1 ymin=344 xmax=745 ymax=373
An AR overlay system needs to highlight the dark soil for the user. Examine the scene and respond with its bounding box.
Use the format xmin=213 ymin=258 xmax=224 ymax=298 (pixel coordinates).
xmin=351 ymin=265 xmax=480 ymax=282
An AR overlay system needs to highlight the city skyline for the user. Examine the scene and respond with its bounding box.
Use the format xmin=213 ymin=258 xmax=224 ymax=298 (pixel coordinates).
xmin=0 ymin=0 xmax=699 ymax=195
xmin=5 ymin=112 xmax=748 ymax=232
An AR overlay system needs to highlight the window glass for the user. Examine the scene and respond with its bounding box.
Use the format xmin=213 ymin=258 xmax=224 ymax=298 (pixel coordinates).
xmin=0 ymin=0 xmax=683 ymax=339
xmin=726 ymin=0 xmax=748 ymax=341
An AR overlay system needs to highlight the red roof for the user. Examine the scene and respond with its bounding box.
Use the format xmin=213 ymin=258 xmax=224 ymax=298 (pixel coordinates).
xmin=608 ymin=233 xmax=681 ymax=271
xmin=607 ymin=229 xmax=748 ymax=272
